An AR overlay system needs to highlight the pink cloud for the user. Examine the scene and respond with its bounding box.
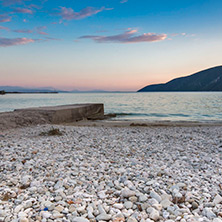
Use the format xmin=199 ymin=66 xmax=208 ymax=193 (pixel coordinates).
xmin=79 ymin=29 xmax=167 ymax=44
xmin=14 ymin=29 xmax=32 ymax=33
xmin=0 ymin=14 xmax=11 ymax=23
xmin=1 ymin=0 xmax=25 ymax=6
xmin=13 ymin=8 xmax=33 ymax=14
xmin=58 ymin=6 xmax=112 ymax=20
xmin=28 ymin=4 xmax=42 ymax=9
xmin=120 ymin=0 xmax=128 ymax=3
xmin=0 ymin=26 xmax=9 ymax=31
xmin=36 ymin=26 xmax=48 ymax=35
xmin=13 ymin=26 xmax=49 ymax=35
xmin=171 ymin=33 xmax=187 ymax=37
xmin=0 ymin=37 xmax=35 ymax=47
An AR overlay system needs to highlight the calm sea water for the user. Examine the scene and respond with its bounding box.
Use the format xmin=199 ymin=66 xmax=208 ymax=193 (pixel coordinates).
xmin=0 ymin=92 xmax=222 ymax=122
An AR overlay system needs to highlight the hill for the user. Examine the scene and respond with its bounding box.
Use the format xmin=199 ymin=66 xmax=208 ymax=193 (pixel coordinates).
xmin=138 ymin=66 xmax=222 ymax=92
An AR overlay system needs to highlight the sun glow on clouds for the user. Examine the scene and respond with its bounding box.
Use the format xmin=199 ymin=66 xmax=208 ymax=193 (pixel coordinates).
xmin=80 ymin=29 xmax=167 ymax=44
xmin=58 ymin=6 xmax=112 ymax=21
xmin=13 ymin=8 xmax=33 ymax=14
xmin=0 ymin=37 xmax=35 ymax=47
xmin=14 ymin=29 xmax=33 ymax=33
xmin=0 ymin=25 xmax=9 ymax=31
xmin=0 ymin=14 xmax=11 ymax=23
xmin=0 ymin=0 xmax=26 ymax=6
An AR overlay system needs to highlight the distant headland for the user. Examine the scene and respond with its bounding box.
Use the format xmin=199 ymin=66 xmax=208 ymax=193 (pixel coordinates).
xmin=0 ymin=86 xmax=59 ymax=94
xmin=138 ymin=66 xmax=222 ymax=92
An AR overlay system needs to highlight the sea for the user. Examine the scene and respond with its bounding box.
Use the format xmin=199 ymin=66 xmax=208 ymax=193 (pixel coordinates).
xmin=0 ymin=92 xmax=222 ymax=122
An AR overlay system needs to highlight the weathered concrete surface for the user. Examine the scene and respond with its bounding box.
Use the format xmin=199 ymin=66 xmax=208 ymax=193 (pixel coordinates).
xmin=0 ymin=104 xmax=104 ymax=131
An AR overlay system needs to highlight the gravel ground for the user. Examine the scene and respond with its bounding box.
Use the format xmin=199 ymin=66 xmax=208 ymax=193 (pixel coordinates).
xmin=0 ymin=124 xmax=222 ymax=222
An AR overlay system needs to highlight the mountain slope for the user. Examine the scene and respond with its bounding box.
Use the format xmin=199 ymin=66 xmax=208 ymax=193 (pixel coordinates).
xmin=138 ymin=66 xmax=222 ymax=92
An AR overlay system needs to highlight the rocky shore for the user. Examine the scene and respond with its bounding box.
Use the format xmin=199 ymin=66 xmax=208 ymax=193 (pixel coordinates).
xmin=0 ymin=124 xmax=222 ymax=222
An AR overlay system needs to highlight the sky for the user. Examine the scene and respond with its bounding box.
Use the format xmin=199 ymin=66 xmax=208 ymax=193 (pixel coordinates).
xmin=0 ymin=0 xmax=222 ymax=91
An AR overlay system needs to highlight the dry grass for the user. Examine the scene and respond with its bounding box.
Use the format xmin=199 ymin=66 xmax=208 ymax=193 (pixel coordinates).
xmin=39 ymin=128 xmax=63 ymax=136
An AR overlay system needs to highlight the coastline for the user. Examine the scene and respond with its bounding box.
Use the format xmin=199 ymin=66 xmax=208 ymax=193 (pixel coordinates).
xmin=63 ymin=119 xmax=222 ymax=128
xmin=1 ymin=107 xmax=222 ymax=131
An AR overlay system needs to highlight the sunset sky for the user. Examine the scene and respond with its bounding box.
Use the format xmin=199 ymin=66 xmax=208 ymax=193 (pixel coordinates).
xmin=0 ymin=0 xmax=222 ymax=91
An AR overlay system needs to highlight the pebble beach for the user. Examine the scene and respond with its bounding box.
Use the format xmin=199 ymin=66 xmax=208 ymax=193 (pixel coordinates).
xmin=0 ymin=124 xmax=222 ymax=222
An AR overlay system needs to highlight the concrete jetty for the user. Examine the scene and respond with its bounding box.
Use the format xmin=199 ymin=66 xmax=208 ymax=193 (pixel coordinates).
xmin=0 ymin=104 xmax=104 ymax=130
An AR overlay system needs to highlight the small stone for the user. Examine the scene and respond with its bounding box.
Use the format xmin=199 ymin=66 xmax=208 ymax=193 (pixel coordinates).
xmin=124 ymin=201 xmax=133 ymax=209
xmin=152 ymin=203 xmax=162 ymax=211
xmin=96 ymin=213 xmax=111 ymax=221
xmin=69 ymin=205 xmax=76 ymax=213
xmin=98 ymin=191 xmax=107 ymax=199
xmin=73 ymin=217 xmax=90 ymax=222
xmin=98 ymin=204 xmax=106 ymax=214
xmin=127 ymin=216 xmax=137 ymax=222
xmin=18 ymin=212 xmax=27 ymax=218
xmin=77 ymin=205 xmax=86 ymax=213
xmin=88 ymin=211 xmax=94 ymax=219
xmin=203 ymin=208 xmax=216 ymax=218
xmin=41 ymin=211 xmax=51 ymax=219
xmin=147 ymin=207 xmax=159 ymax=221
xmin=24 ymin=200 xmax=32 ymax=209
xmin=160 ymin=199 xmax=172 ymax=208
xmin=213 ymin=219 xmax=222 ymax=222
xmin=14 ymin=205 xmax=23 ymax=213
xmin=191 ymin=201 xmax=199 ymax=210
xmin=122 ymin=188 xmax=136 ymax=198
xmin=129 ymin=196 xmax=137 ymax=202
xmin=162 ymin=210 xmax=170 ymax=219
xmin=150 ymin=191 xmax=161 ymax=203
xmin=55 ymin=196 xmax=62 ymax=201
xmin=53 ymin=212 xmax=64 ymax=219
xmin=139 ymin=195 xmax=148 ymax=202
xmin=19 ymin=218 xmax=29 ymax=222
xmin=20 ymin=175 xmax=32 ymax=188
xmin=213 ymin=194 xmax=222 ymax=205
xmin=113 ymin=217 xmax=125 ymax=222
xmin=113 ymin=203 xmax=124 ymax=209
xmin=44 ymin=201 xmax=53 ymax=208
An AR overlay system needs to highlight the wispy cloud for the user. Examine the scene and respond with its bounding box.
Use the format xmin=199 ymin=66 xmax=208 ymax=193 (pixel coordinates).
xmin=79 ymin=29 xmax=167 ymax=44
xmin=14 ymin=29 xmax=33 ymax=33
xmin=36 ymin=26 xmax=48 ymax=35
xmin=58 ymin=6 xmax=112 ymax=21
xmin=120 ymin=0 xmax=128 ymax=3
xmin=0 ymin=25 xmax=10 ymax=31
xmin=0 ymin=0 xmax=38 ymax=7
xmin=171 ymin=33 xmax=186 ymax=37
xmin=0 ymin=0 xmax=26 ymax=6
xmin=13 ymin=8 xmax=33 ymax=14
xmin=13 ymin=26 xmax=48 ymax=35
xmin=0 ymin=14 xmax=11 ymax=23
xmin=28 ymin=4 xmax=42 ymax=9
xmin=0 ymin=37 xmax=35 ymax=47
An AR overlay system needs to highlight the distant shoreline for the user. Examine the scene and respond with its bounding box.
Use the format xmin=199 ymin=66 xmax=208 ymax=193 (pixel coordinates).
xmin=0 ymin=91 xmax=58 ymax=95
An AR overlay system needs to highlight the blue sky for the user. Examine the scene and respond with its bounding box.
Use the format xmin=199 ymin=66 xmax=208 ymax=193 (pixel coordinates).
xmin=0 ymin=0 xmax=222 ymax=90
